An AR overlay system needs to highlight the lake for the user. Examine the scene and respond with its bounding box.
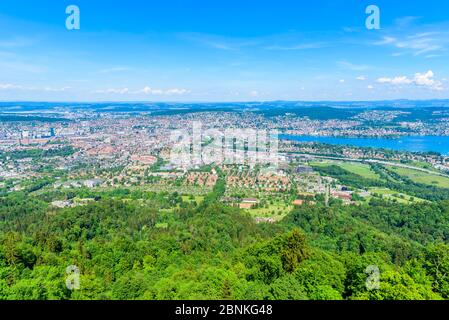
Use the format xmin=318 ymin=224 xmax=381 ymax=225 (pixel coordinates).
xmin=280 ymin=135 xmax=449 ymax=155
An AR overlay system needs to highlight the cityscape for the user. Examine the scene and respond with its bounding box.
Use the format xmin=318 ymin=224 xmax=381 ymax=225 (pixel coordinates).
xmin=2 ymin=0 xmax=449 ymax=308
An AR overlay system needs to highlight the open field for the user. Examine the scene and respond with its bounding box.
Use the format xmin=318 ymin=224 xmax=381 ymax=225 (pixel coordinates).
xmin=389 ymin=167 xmax=449 ymax=189
xmin=336 ymin=162 xmax=381 ymax=180
xmin=310 ymin=160 xmax=381 ymax=180
xmin=243 ymin=203 xmax=293 ymax=221
xmin=406 ymin=161 xmax=438 ymax=172
xmin=369 ymin=188 xmax=427 ymax=204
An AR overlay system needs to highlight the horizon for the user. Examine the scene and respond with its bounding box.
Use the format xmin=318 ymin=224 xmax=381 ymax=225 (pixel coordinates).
xmin=2 ymin=98 xmax=449 ymax=105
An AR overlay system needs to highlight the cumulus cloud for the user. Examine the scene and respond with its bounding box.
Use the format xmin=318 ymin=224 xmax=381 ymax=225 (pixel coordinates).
xmin=356 ymin=76 xmax=366 ymax=81
xmin=377 ymin=70 xmax=443 ymax=91
xmin=414 ymin=70 xmax=439 ymax=87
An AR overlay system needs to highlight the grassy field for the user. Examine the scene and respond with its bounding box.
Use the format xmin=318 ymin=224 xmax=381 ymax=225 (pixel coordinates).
xmin=369 ymin=187 xmax=427 ymax=204
xmin=337 ymin=162 xmax=381 ymax=180
xmin=310 ymin=161 xmax=380 ymax=180
xmin=407 ymin=161 xmax=436 ymax=171
xmin=389 ymin=167 xmax=449 ymax=189
xmin=243 ymin=203 xmax=293 ymax=221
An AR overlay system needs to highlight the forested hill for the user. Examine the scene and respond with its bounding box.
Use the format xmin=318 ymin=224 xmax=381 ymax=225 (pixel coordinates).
xmin=1 ymin=191 xmax=449 ymax=300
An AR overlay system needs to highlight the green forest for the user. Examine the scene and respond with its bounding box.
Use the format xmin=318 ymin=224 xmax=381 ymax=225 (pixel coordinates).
xmin=1 ymin=186 xmax=449 ymax=300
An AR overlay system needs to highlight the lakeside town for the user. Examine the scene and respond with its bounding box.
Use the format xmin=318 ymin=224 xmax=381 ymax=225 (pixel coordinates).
xmin=4 ymin=0 xmax=449 ymax=302
xmin=2 ymin=104 xmax=449 ymax=223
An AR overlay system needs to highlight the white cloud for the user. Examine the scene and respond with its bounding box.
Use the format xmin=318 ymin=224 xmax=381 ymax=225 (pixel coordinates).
xmin=140 ymin=86 xmax=162 ymax=95
xmin=0 ymin=83 xmax=70 ymax=92
xmin=339 ymin=79 xmax=345 ymax=83
xmin=414 ymin=70 xmax=443 ymax=90
xmin=140 ymin=86 xmax=190 ymax=95
xmin=114 ymin=88 xmax=130 ymax=94
xmin=43 ymin=86 xmax=71 ymax=92
xmin=356 ymin=76 xmax=366 ymax=81
xmin=375 ymin=36 xmax=397 ymax=45
xmin=377 ymin=70 xmax=443 ymax=91
xmin=374 ymin=31 xmax=449 ymax=57
xmin=0 ymin=83 xmax=23 ymax=90
xmin=94 ymin=86 xmax=191 ymax=96
xmin=377 ymin=76 xmax=412 ymax=85
xmin=367 ymin=85 xmax=374 ymax=90
xmin=165 ymin=88 xmax=190 ymax=95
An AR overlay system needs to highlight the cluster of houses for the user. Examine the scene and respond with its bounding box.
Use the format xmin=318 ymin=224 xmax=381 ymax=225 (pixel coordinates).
xmin=184 ymin=171 xmax=218 ymax=188
xmin=225 ymin=172 xmax=292 ymax=192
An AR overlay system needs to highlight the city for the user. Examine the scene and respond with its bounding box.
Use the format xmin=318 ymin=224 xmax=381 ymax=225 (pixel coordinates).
xmin=2 ymin=102 xmax=449 ymax=220
xmin=2 ymin=0 xmax=449 ymax=308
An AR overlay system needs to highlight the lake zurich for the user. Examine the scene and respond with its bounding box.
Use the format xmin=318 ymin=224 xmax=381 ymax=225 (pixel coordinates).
xmin=280 ymin=135 xmax=449 ymax=156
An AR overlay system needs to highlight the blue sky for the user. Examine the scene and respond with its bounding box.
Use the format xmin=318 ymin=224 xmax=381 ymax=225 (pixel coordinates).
xmin=1 ymin=0 xmax=449 ymax=102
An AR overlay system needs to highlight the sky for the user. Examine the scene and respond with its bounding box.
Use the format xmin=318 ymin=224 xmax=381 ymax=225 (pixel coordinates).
xmin=1 ymin=0 xmax=449 ymax=102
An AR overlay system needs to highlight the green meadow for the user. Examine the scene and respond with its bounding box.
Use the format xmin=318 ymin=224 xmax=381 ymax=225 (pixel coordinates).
xmin=389 ymin=167 xmax=449 ymax=189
